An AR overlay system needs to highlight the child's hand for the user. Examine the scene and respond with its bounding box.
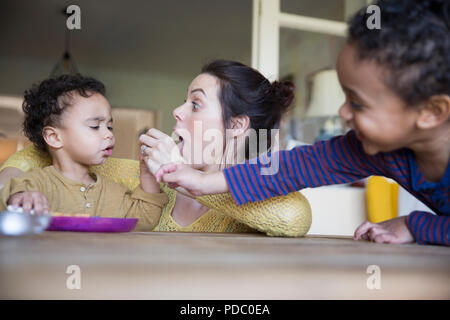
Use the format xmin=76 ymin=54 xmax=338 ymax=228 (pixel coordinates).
xmin=7 ymin=191 xmax=50 ymax=215
xmin=155 ymin=163 xmax=228 ymax=196
xmin=138 ymin=153 xmax=161 ymax=193
xmin=139 ymin=153 xmax=154 ymax=179
xmin=354 ymin=216 xmax=415 ymax=244
xmin=154 ymin=163 xmax=205 ymax=195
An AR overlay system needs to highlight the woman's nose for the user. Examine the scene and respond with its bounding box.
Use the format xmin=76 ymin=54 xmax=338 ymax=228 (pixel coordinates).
xmin=173 ymin=104 xmax=186 ymax=122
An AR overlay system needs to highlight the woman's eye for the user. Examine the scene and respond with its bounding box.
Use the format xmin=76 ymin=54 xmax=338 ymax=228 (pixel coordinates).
xmin=107 ymin=127 xmax=113 ymax=131
xmin=192 ymin=102 xmax=200 ymax=111
xmin=90 ymin=126 xmax=100 ymax=130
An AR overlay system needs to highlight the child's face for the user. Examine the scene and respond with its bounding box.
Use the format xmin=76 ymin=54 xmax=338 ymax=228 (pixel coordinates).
xmin=58 ymin=92 xmax=115 ymax=166
xmin=336 ymin=43 xmax=421 ymax=155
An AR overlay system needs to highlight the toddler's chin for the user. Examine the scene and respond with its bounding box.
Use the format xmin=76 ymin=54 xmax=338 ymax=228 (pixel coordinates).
xmin=91 ymin=155 xmax=109 ymax=166
xmin=98 ymin=157 xmax=109 ymax=164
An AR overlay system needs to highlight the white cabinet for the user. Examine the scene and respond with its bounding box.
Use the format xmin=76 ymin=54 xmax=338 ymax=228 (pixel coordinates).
xmin=301 ymin=185 xmax=366 ymax=236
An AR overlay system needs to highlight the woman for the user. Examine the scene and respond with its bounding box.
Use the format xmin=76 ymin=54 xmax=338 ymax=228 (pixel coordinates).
xmin=0 ymin=60 xmax=312 ymax=237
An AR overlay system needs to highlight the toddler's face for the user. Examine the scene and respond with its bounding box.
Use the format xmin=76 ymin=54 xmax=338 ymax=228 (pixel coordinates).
xmin=58 ymin=92 xmax=115 ymax=166
xmin=336 ymin=43 xmax=421 ymax=155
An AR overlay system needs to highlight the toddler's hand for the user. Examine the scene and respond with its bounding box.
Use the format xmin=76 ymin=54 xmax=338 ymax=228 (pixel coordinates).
xmin=139 ymin=152 xmax=154 ymax=178
xmin=7 ymin=191 xmax=50 ymax=215
xmin=354 ymin=216 xmax=415 ymax=244
xmin=138 ymin=153 xmax=162 ymax=193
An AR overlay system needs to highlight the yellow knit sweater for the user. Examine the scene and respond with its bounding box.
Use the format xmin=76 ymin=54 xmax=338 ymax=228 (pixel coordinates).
xmin=0 ymin=146 xmax=312 ymax=237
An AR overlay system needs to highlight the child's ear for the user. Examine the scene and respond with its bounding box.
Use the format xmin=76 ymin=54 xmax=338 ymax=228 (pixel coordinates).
xmin=416 ymin=95 xmax=450 ymax=129
xmin=228 ymin=115 xmax=250 ymax=138
xmin=42 ymin=126 xmax=63 ymax=149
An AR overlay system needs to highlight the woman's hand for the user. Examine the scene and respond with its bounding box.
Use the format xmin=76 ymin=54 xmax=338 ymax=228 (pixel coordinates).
xmin=7 ymin=191 xmax=50 ymax=215
xmin=139 ymin=128 xmax=185 ymax=175
xmin=354 ymin=216 xmax=415 ymax=244
xmin=155 ymin=163 xmax=228 ymax=196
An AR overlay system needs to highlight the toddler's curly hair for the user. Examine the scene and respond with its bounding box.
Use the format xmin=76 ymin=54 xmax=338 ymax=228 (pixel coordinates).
xmin=348 ymin=0 xmax=450 ymax=106
xmin=22 ymin=74 xmax=106 ymax=151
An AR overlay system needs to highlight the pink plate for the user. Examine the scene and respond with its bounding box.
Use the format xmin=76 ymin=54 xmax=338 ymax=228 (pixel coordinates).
xmin=46 ymin=216 xmax=138 ymax=233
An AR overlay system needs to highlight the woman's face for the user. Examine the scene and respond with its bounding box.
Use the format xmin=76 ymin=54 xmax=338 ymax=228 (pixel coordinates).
xmin=173 ymin=73 xmax=226 ymax=169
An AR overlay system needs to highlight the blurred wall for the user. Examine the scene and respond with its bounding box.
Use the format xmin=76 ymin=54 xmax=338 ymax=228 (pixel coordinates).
xmin=0 ymin=0 xmax=252 ymax=134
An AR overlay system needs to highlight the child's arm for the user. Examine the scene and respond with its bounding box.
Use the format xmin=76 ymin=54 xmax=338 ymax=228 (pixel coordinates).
xmin=354 ymin=212 xmax=449 ymax=246
xmin=156 ymin=164 xmax=312 ymax=237
xmin=157 ymin=131 xmax=383 ymax=204
xmin=406 ymin=211 xmax=449 ymax=246
xmin=155 ymin=163 xmax=228 ymax=196
xmin=221 ymin=131 xmax=385 ymax=205
xmin=112 ymin=155 xmax=168 ymax=231
xmin=119 ymin=185 xmax=169 ymax=231
xmin=0 ymin=169 xmax=49 ymax=214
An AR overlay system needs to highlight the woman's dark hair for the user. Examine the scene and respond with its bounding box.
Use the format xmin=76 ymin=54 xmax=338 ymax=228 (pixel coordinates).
xmin=201 ymin=60 xmax=294 ymax=158
xmin=22 ymin=74 xmax=106 ymax=151
xmin=348 ymin=0 xmax=450 ymax=106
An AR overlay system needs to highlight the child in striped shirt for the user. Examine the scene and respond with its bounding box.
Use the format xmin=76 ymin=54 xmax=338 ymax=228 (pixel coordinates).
xmin=154 ymin=0 xmax=450 ymax=246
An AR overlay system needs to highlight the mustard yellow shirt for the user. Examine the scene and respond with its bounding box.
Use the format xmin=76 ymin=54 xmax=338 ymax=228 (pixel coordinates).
xmin=154 ymin=183 xmax=255 ymax=233
xmin=0 ymin=165 xmax=168 ymax=231
xmin=1 ymin=146 xmax=312 ymax=236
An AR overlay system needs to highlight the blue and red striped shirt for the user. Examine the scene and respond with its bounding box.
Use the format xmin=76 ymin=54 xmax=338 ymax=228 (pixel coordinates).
xmin=224 ymin=130 xmax=449 ymax=246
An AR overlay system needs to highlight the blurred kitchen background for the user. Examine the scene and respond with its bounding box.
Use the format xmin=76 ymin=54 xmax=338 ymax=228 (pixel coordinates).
xmin=1 ymin=0 xmax=431 ymax=235
xmin=0 ymin=0 xmax=369 ymax=153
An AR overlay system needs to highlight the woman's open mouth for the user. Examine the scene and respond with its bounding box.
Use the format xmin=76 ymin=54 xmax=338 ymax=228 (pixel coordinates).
xmin=177 ymin=135 xmax=184 ymax=156
xmin=173 ymin=130 xmax=186 ymax=158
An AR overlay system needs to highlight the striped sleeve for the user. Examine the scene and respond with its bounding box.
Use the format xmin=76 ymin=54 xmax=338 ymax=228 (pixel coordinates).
xmin=406 ymin=211 xmax=450 ymax=246
xmin=224 ymin=131 xmax=384 ymax=205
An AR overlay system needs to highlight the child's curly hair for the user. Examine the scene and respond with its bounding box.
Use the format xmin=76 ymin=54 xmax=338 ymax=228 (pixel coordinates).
xmin=348 ymin=0 xmax=450 ymax=106
xmin=22 ymin=74 xmax=106 ymax=151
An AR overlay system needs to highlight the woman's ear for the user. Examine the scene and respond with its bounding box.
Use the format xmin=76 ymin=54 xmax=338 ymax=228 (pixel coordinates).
xmin=416 ymin=95 xmax=450 ymax=130
xmin=42 ymin=126 xmax=63 ymax=149
xmin=228 ymin=115 xmax=250 ymax=138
